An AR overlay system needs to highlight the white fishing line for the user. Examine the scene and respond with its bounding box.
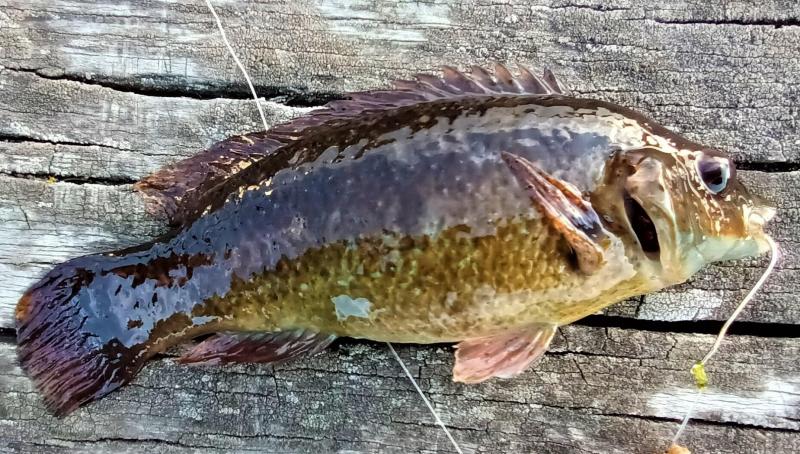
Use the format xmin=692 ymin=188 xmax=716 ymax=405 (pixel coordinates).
xmin=670 ymin=398 xmax=696 ymax=447
xmin=387 ymin=343 xmax=464 ymax=454
xmin=670 ymin=233 xmax=780 ymax=449
xmin=701 ymin=234 xmax=780 ymax=366
xmin=204 ymin=0 xmax=270 ymax=132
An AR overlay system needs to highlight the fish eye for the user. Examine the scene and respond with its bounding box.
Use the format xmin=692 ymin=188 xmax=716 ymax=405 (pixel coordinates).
xmin=696 ymin=154 xmax=731 ymax=194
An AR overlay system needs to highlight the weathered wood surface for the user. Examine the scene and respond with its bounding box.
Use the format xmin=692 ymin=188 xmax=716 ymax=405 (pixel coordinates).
xmin=1 ymin=0 xmax=799 ymax=453
xmin=2 ymin=327 xmax=799 ymax=453
xmin=3 ymin=0 xmax=799 ymax=164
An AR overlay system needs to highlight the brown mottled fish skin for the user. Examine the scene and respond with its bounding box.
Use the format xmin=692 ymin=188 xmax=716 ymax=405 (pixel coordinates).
xmin=15 ymin=67 xmax=773 ymax=414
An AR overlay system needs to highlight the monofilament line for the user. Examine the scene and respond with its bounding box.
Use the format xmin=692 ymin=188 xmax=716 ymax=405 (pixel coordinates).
xmin=700 ymin=234 xmax=780 ymax=366
xmin=204 ymin=0 xmax=270 ymax=132
xmin=387 ymin=343 xmax=464 ymax=454
xmin=670 ymin=398 xmax=696 ymax=448
xmin=670 ymin=233 xmax=779 ymax=449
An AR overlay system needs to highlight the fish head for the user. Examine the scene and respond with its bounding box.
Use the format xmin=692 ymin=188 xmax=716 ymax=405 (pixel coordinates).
xmin=597 ymin=146 xmax=775 ymax=286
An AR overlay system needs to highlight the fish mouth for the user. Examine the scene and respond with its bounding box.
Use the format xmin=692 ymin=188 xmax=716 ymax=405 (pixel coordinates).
xmin=748 ymin=204 xmax=777 ymax=254
xmin=624 ymin=190 xmax=660 ymax=258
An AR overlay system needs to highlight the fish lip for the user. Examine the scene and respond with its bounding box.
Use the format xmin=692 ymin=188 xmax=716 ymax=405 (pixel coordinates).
xmin=623 ymin=189 xmax=661 ymax=259
xmin=750 ymin=205 xmax=776 ymax=227
xmin=749 ymin=204 xmax=777 ymax=253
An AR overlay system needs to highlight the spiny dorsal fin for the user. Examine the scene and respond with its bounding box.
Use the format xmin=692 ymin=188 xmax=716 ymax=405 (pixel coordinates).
xmin=393 ymin=63 xmax=567 ymax=100
xmin=134 ymin=132 xmax=282 ymax=224
xmin=134 ymin=64 xmax=568 ymax=226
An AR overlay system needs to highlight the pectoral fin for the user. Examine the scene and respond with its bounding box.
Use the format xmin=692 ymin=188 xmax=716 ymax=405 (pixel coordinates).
xmin=178 ymin=330 xmax=336 ymax=366
xmin=501 ymin=151 xmax=610 ymax=274
xmin=453 ymin=324 xmax=557 ymax=384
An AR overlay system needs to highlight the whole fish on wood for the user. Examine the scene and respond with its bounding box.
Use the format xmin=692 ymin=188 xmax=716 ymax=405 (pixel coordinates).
xmin=15 ymin=65 xmax=775 ymax=414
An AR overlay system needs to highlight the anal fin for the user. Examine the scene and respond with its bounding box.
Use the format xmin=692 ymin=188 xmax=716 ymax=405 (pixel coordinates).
xmin=501 ymin=151 xmax=611 ymax=274
xmin=453 ymin=324 xmax=557 ymax=384
xmin=178 ymin=329 xmax=336 ymax=366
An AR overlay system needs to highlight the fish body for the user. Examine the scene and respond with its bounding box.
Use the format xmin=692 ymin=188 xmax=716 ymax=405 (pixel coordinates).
xmin=15 ymin=65 xmax=773 ymax=413
xmin=184 ymin=96 xmax=655 ymax=342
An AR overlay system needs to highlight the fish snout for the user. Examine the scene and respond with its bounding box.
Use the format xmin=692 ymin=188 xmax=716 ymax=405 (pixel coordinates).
xmin=748 ymin=204 xmax=776 ymax=254
xmin=749 ymin=204 xmax=776 ymax=231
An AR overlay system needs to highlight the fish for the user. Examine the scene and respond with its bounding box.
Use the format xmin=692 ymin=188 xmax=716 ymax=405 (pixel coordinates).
xmin=15 ymin=64 xmax=775 ymax=415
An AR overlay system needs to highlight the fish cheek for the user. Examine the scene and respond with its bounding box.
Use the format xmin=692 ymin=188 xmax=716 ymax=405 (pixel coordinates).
xmin=621 ymin=154 xmax=720 ymax=285
xmin=646 ymin=156 xmax=754 ymax=275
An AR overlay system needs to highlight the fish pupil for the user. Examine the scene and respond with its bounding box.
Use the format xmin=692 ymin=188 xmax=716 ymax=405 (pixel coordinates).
xmin=697 ymin=156 xmax=730 ymax=194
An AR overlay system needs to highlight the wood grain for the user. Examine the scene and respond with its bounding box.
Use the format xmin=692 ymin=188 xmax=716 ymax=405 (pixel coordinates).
xmin=1 ymin=0 xmax=798 ymax=452
xmin=2 ymin=326 xmax=799 ymax=453
xmin=2 ymin=0 xmax=798 ymax=163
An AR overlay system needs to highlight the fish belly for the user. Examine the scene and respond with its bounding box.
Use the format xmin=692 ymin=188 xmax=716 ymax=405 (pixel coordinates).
xmin=198 ymin=214 xmax=649 ymax=343
xmin=200 ymin=216 xmax=561 ymax=341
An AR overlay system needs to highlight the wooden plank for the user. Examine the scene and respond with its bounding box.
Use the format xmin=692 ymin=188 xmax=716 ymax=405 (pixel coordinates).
xmin=1 ymin=2 xmax=797 ymax=328
xmin=1 ymin=0 xmax=798 ymax=163
xmin=0 ymin=69 xmax=308 ymax=177
xmin=2 ymin=169 xmax=796 ymax=329
xmin=1 ymin=1 xmax=798 ymax=453
xmin=1 ymin=326 xmax=798 ymax=453
xmin=0 ymin=0 xmax=797 ymax=328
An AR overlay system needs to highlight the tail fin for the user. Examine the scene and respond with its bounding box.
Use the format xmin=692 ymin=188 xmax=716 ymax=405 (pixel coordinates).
xmin=16 ymin=257 xmax=151 ymax=415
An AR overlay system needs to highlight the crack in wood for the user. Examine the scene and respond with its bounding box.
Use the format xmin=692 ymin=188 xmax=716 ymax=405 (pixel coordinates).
xmin=0 ymin=169 xmax=136 ymax=186
xmin=649 ymin=17 xmax=800 ymax=28
xmin=0 ymin=131 xmax=133 ymax=152
xmin=576 ymin=315 xmax=800 ymax=338
xmin=3 ymin=65 xmax=338 ymax=108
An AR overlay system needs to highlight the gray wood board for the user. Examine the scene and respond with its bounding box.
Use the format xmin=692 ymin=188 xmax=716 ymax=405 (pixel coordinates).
xmin=2 ymin=326 xmax=799 ymax=453
xmin=1 ymin=0 xmax=798 ymax=163
xmin=1 ymin=0 xmax=798 ymax=453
